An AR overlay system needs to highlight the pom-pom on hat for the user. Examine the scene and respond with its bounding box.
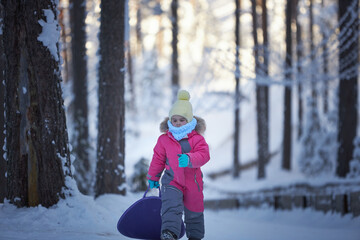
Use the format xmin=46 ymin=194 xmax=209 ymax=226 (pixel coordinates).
xmin=169 ymin=90 xmax=193 ymax=122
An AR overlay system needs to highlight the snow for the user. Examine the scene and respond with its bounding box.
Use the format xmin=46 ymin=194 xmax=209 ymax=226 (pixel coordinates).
xmin=1 ymin=192 xmax=359 ymax=240
xmin=37 ymin=9 xmax=60 ymax=61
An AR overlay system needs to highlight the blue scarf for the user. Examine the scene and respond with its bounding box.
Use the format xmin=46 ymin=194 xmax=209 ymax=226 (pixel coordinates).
xmin=168 ymin=118 xmax=197 ymax=141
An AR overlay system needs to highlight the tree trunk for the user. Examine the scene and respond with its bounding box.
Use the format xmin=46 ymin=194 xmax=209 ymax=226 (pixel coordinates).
xmin=309 ymin=0 xmax=317 ymax=106
xmin=233 ymin=0 xmax=241 ymax=178
xmin=127 ymin=43 xmax=136 ymax=114
xmin=336 ymin=0 xmax=358 ymax=177
xmin=321 ymin=0 xmax=329 ymax=114
xmin=3 ymin=0 xmax=72 ymax=207
xmin=69 ymin=0 xmax=91 ymax=195
xmin=262 ymin=0 xmax=270 ymax=140
xmin=259 ymin=0 xmax=270 ymax=179
xmin=282 ymin=0 xmax=293 ymax=170
xmin=0 ymin=2 xmax=6 ymax=203
xmin=136 ymin=1 xmax=143 ymax=55
xmin=171 ymin=0 xmax=179 ymax=102
xmin=96 ymin=0 xmax=126 ymax=197
xmin=251 ymin=0 xmax=261 ymax=178
xmin=59 ymin=3 xmax=70 ymax=84
xmin=252 ymin=0 xmax=269 ymax=179
xmin=261 ymin=0 xmax=269 ymax=77
xmin=295 ymin=0 xmax=303 ymax=139
xmin=251 ymin=0 xmax=259 ymax=75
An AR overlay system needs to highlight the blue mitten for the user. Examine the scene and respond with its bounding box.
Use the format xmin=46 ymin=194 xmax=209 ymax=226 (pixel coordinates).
xmin=148 ymin=180 xmax=159 ymax=189
xmin=178 ymin=154 xmax=189 ymax=168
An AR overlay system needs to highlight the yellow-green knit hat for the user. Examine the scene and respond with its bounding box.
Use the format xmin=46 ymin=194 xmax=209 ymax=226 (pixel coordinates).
xmin=169 ymin=90 xmax=193 ymax=122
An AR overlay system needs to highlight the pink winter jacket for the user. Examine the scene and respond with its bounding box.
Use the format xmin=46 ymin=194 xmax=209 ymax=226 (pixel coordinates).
xmin=147 ymin=116 xmax=210 ymax=188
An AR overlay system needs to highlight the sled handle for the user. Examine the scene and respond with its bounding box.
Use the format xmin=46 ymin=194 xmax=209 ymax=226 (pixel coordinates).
xmin=143 ymin=186 xmax=161 ymax=198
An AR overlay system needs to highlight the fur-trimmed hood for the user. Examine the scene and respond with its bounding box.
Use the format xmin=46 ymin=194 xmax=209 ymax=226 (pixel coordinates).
xmin=160 ymin=116 xmax=206 ymax=135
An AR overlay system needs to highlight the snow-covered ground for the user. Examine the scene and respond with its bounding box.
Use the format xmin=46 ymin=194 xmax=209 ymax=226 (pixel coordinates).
xmin=1 ymin=191 xmax=359 ymax=240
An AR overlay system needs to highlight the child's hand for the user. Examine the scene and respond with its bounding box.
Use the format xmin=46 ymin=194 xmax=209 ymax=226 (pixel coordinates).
xmin=178 ymin=154 xmax=189 ymax=168
xmin=148 ymin=180 xmax=159 ymax=189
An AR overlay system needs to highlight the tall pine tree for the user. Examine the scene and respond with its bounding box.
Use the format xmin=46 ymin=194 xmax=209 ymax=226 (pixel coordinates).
xmin=233 ymin=0 xmax=241 ymax=178
xmin=336 ymin=0 xmax=359 ymax=177
xmin=69 ymin=0 xmax=91 ymax=195
xmin=282 ymin=0 xmax=293 ymax=170
xmin=95 ymin=0 xmax=126 ymax=197
xmin=3 ymin=0 xmax=72 ymax=207
xmin=0 ymin=1 xmax=6 ymax=203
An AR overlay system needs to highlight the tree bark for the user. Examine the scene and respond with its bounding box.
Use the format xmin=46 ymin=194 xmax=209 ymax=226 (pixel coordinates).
xmin=259 ymin=0 xmax=270 ymax=179
xmin=0 ymin=2 xmax=6 ymax=203
xmin=321 ymin=0 xmax=329 ymax=114
xmin=171 ymin=0 xmax=179 ymax=102
xmin=282 ymin=0 xmax=293 ymax=170
xmin=233 ymin=0 xmax=241 ymax=178
xmin=135 ymin=1 xmax=143 ymax=55
xmin=295 ymin=0 xmax=303 ymax=139
xmin=127 ymin=43 xmax=136 ymax=113
xmin=309 ymin=0 xmax=317 ymax=106
xmin=96 ymin=0 xmax=126 ymax=197
xmin=59 ymin=3 xmax=70 ymax=84
xmin=69 ymin=0 xmax=91 ymax=195
xmin=261 ymin=0 xmax=269 ymax=77
xmin=252 ymin=0 xmax=269 ymax=179
xmin=3 ymin=0 xmax=71 ymax=207
xmin=336 ymin=0 xmax=358 ymax=177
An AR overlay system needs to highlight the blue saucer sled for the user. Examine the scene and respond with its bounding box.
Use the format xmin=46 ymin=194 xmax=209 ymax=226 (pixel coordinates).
xmin=117 ymin=187 xmax=186 ymax=239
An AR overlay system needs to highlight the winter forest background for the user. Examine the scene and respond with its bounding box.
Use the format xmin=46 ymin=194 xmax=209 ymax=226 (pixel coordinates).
xmin=0 ymin=0 xmax=360 ymax=239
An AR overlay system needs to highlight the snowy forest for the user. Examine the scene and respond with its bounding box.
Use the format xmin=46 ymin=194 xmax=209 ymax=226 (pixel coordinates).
xmin=0 ymin=0 xmax=359 ymax=239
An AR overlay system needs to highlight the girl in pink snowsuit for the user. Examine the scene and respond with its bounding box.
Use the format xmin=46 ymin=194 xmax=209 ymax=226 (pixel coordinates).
xmin=147 ymin=90 xmax=210 ymax=240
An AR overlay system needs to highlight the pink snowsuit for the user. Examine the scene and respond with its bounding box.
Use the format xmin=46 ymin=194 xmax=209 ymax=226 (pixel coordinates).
xmin=147 ymin=116 xmax=210 ymax=239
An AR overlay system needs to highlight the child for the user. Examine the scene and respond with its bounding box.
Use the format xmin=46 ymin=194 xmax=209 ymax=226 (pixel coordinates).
xmin=147 ymin=90 xmax=210 ymax=240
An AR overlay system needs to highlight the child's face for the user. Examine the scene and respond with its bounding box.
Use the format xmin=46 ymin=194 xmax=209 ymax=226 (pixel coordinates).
xmin=171 ymin=115 xmax=187 ymax=127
